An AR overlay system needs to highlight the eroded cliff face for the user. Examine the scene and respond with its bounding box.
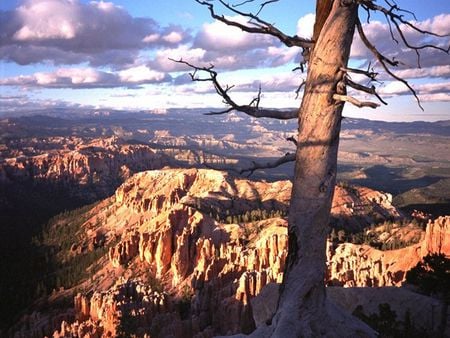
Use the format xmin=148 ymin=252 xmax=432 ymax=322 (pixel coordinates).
xmin=0 ymin=136 xmax=169 ymax=197
xmin=421 ymin=215 xmax=450 ymax=256
xmin=11 ymin=168 xmax=448 ymax=337
xmin=327 ymin=216 xmax=450 ymax=287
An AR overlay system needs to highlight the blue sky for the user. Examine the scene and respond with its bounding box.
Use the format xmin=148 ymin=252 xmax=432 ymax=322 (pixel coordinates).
xmin=0 ymin=0 xmax=449 ymax=121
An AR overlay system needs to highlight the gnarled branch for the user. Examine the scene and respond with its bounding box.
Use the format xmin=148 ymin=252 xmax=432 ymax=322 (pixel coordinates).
xmin=359 ymin=0 xmax=449 ymax=39
xmin=171 ymin=58 xmax=297 ymax=119
xmin=286 ymin=136 xmax=297 ymax=146
xmin=357 ymin=0 xmax=449 ymax=67
xmin=195 ymin=0 xmax=313 ymax=49
xmin=345 ymin=77 xmax=387 ymax=105
xmin=356 ymin=18 xmax=424 ymax=110
xmin=232 ymin=0 xmax=281 ymax=17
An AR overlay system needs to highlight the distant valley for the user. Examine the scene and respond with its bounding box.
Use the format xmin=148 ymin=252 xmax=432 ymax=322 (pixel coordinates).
xmin=2 ymin=108 xmax=449 ymax=215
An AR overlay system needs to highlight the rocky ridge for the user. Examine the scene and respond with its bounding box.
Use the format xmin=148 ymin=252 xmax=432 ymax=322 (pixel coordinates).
xmin=0 ymin=136 xmax=169 ymax=197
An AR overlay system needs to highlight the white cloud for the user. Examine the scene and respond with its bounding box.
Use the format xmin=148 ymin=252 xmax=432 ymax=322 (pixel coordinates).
xmin=392 ymin=65 xmax=450 ymax=80
xmin=420 ymin=93 xmax=450 ymax=102
xmin=119 ymin=66 xmax=168 ymax=83
xmin=147 ymin=14 xmax=301 ymax=73
xmin=0 ymin=66 xmax=170 ymax=88
xmin=414 ymin=13 xmax=450 ymax=36
xmin=174 ymin=70 xmax=301 ymax=96
xmin=236 ymin=72 xmax=301 ymax=93
xmin=13 ymin=0 xmax=79 ymax=41
xmin=163 ymin=31 xmax=183 ymax=44
xmin=297 ymin=13 xmax=315 ymax=39
xmin=149 ymin=45 xmax=207 ymax=72
xmin=1 ymin=2 xmax=448 ymax=108
xmin=194 ymin=15 xmax=276 ymax=51
xmin=142 ymin=33 xmax=160 ymax=43
xmin=0 ymin=94 xmax=89 ymax=114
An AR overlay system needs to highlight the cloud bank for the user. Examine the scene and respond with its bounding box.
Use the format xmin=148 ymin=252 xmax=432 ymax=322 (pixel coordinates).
xmin=0 ymin=0 xmax=190 ymax=67
xmin=0 ymin=2 xmax=448 ymax=104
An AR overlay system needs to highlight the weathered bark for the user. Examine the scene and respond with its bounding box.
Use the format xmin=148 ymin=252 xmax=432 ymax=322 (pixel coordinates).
xmin=269 ymin=1 xmax=375 ymax=337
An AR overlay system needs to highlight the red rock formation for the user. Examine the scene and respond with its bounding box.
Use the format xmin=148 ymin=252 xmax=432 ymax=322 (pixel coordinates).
xmin=327 ymin=216 xmax=450 ymax=287
xmin=69 ymin=279 xmax=170 ymax=337
xmin=12 ymin=169 xmax=447 ymax=337
xmin=1 ymin=136 xmax=169 ymax=197
xmin=421 ymin=216 xmax=450 ymax=256
xmin=108 ymin=231 xmax=140 ymax=267
xmin=72 ymin=169 xmax=409 ymax=336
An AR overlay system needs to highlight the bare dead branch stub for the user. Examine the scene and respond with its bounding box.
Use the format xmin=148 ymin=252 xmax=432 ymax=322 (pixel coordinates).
xmin=333 ymin=93 xmax=380 ymax=109
xmin=240 ymin=152 xmax=295 ymax=176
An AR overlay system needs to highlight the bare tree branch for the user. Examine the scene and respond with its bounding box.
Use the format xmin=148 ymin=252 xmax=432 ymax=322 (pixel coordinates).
xmin=295 ymin=79 xmax=306 ymax=99
xmin=345 ymin=77 xmax=387 ymax=105
xmin=340 ymin=66 xmax=378 ymax=81
xmin=286 ymin=136 xmax=297 ymax=146
xmin=333 ymin=94 xmax=380 ymax=109
xmin=359 ymin=0 xmax=449 ymax=38
xmin=358 ymin=0 xmax=449 ymax=67
xmin=232 ymin=0 xmax=281 ymax=17
xmin=194 ymin=0 xmax=313 ymax=48
xmin=356 ymin=18 xmax=424 ymax=110
xmin=254 ymin=0 xmax=280 ymax=16
xmin=171 ymin=58 xmax=297 ymax=119
xmin=240 ymin=152 xmax=295 ymax=176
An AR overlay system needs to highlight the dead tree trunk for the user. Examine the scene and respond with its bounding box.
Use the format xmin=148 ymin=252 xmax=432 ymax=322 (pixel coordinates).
xmin=271 ymin=2 xmax=375 ymax=337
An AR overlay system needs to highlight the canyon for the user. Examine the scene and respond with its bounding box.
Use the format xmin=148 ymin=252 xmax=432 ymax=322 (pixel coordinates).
xmin=1 ymin=113 xmax=449 ymax=337
xmin=8 ymin=168 xmax=449 ymax=337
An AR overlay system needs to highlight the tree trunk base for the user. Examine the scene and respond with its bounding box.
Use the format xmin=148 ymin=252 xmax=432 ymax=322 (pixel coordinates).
xmin=234 ymin=284 xmax=377 ymax=338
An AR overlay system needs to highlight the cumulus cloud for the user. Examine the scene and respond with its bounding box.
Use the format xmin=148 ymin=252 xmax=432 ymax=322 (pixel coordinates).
xmin=118 ymin=66 xmax=169 ymax=84
xmin=235 ymin=72 xmax=301 ymax=93
xmin=194 ymin=16 xmax=276 ymax=51
xmin=392 ymin=65 xmax=450 ymax=80
xmin=149 ymin=45 xmax=207 ymax=72
xmin=346 ymin=14 xmax=450 ymax=103
xmin=297 ymin=13 xmax=315 ymax=39
xmin=1 ymin=4 xmax=448 ymax=106
xmin=0 ymin=0 xmax=191 ymax=66
xmin=0 ymin=66 xmax=170 ymax=89
xmin=380 ymin=81 xmax=450 ymax=96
